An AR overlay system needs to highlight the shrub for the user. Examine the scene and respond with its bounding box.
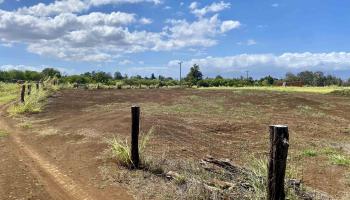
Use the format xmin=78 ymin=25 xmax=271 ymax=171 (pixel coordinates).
xmin=197 ymin=80 xmax=210 ymax=87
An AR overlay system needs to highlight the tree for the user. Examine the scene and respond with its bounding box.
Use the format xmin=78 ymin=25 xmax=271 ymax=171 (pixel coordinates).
xmin=285 ymin=72 xmax=299 ymax=82
xmin=151 ymin=73 xmax=156 ymax=80
xmin=41 ymin=68 xmax=61 ymax=78
xmin=93 ymin=71 xmax=112 ymax=83
xmin=186 ymin=64 xmax=203 ymax=85
xmin=312 ymin=71 xmax=325 ymax=86
xmin=158 ymin=75 xmax=165 ymax=81
xmin=297 ymin=71 xmax=314 ymax=85
xmin=260 ymin=75 xmax=275 ymax=86
xmin=114 ymin=71 xmax=123 ymax=80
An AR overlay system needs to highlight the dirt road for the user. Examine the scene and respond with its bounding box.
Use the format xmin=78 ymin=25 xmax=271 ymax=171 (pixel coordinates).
xmin=0 ymin=103 xmax=132 ymax=200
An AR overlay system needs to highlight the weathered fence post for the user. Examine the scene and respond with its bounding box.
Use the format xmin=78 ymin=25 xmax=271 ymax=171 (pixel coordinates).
xmin=131 ymin=105 xmax=140 ymax=168
xmin=20 ymin=85 xmax=25 ymax=103
xmin=267 ymin=125 xmax=289 ymax=200
xmin=36 ymin=82 xmax=39 ymax=90
xmin=27 ymin=84 xmax=32 ymax=95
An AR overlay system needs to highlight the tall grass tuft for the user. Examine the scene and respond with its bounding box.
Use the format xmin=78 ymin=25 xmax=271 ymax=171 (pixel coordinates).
xmin=245 ymin=157 xmax=268 ymax=199
xmin=8 ymin=86 xmax=49 ymax=115
xmin=109 ymin=127 xmax=154 ymax=168
xmin=110 ymin=138 xmax=132 ymax=167
xmin=245 ymin=156 xmax=301 ymax=199
xmin=8 ymin=80 xmax=61 ymax=115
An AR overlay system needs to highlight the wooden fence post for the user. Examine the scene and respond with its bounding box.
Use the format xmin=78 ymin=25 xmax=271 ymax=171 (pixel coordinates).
xmin=27 ymin=84 xmax=32 ymax=95
xmin=131 ymin=105 xmax=140 ymax=168
xmin=36 ymin=82 xmax=39 ymax=90
xmin=267 ymin=125 xmax=289 ymax=200
xmin=20 ymin=85 xmax=25 ymax=103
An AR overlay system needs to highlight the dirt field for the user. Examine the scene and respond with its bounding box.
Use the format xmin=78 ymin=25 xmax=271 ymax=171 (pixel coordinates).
xmin=1 ymin=88 xmax=350 ymax=199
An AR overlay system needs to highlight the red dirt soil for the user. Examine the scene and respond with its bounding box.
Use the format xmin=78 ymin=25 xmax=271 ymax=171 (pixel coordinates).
xmin=1 ymin=88 xmax=350 ymax=199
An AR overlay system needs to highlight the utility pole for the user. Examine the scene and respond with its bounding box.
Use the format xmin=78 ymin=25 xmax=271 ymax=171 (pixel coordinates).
xmin=178 ymin=61 xmax=182 ymax=88
xmin=246 ymin=70 xmax=249 ymax=80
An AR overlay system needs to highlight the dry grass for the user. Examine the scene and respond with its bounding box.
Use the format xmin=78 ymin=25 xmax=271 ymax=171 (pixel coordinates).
xmin=0 ymin=83 xmax=19 ymax=105
xmin=8 ymin=82 xmax=60 ymax=115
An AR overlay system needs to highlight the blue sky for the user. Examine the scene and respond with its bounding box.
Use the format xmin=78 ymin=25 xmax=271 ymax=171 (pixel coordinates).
xmin=0 ymin=0 xmax=350 ymax=79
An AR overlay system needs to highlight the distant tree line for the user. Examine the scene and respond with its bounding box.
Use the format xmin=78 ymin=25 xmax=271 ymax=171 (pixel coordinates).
xmin=1 ymin=65 xmax=349 ymax=87
xmin=0 ymin=68 xmax=61 ymax=82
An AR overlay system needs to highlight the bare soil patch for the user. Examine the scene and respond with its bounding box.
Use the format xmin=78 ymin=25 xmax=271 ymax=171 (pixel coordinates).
xmin=1 ymin=88 xmax=350 ymax=199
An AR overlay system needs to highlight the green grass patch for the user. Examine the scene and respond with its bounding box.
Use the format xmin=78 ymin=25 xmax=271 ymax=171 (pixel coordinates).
xmin=18 ymin=121 xmax=33 ymax=129
xmin=303 ymin=146 xmax=350 ymax=167
xmin=0 ymin=129 xmax=9 ymax=138
xmin=329 ymin=154 xmax=350 ymax=166
xmin=0 ymin=83 xmax=19 ymax=105
xmin=302 ymin=149 xmax=318 ymax=157
xmin=200 ymin=86 xmax=348 ymax=94
xmin=330 ymin=89 xmax=350 ymax=96
xmin=320 ymin=147 xmax=338 ymax=155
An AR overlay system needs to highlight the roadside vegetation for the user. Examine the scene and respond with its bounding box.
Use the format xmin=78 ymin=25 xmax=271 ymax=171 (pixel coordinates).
xmin=7 ymin=78 xmax=61 ymax=115
xmin=0 ymin=83 xmax=19 ymax=105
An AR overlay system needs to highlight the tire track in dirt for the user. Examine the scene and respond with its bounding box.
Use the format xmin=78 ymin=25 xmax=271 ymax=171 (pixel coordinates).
xmin=0 ymin=105 xmax=100 ymax=200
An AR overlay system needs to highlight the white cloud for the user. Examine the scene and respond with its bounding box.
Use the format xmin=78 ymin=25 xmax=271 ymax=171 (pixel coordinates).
xmin=246 ymin=39 xmax=257 ymax=46
xmin=168 ymin=52 xmax=350 ymax=73
xmin=0 ymin=0 xmax=240 ymax=62
xmin=139 ymin=17 xmax=152 ymax=24
xmin=189 ymin=2 xmax=198 ymax=10
xmin=237 ymin=39 xmax=257 ymax=46
xmin=161 ymin=15 xmax=240 ymax=50
xmin=190 ymin=1 xmax=231 ymax=17
xmin=220 ymin=20 xmax=241 ymax=33
xmin=271 ymin=3 xmax=279 ymax=8
xmin=17 ymin=0 xmax=161 ymax=17
xmin=119 ymin=59 xmax=133 ymax=65
xmin=0 ymin=0 xmax=4 ymax=4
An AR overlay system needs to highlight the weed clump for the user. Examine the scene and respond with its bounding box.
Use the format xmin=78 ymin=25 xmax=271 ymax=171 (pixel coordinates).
xmin=109 ymin=128 xmax=154 ymax=168
xmin=302 ymin=149 xmax=318 ymax=157
xmin=329 ymin=154 xmax=350 ymax=166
